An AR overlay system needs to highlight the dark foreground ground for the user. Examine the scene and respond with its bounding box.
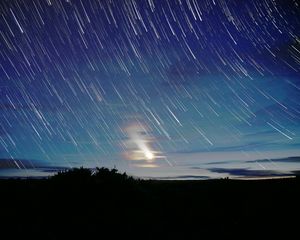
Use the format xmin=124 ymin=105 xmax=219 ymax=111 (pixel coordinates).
xmin=1 ymin=170 xmax=300 ymax=239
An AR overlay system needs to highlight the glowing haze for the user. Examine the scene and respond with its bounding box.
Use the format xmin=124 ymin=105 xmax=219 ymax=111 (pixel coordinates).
xmin=123 ymin=123 xmax=168 ymax=168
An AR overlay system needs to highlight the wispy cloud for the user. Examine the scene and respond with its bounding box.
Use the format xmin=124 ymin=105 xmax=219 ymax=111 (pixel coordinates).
xmin=208 ymin=168 xmax=294 ymax=178
xmin=245 ymin=156 xmax=300 ymax=164
xmin=0 ymin=158 xmax=69 ymax=178
xmin=149 ymin=175 xmax=211 ymax=180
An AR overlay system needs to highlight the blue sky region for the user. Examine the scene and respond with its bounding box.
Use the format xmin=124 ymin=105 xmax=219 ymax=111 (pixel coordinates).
xmin=0 ymin=0 xmax=300 ymax=179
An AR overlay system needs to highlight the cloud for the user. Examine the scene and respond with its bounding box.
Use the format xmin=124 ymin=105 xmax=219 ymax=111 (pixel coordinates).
xmin=191 ymin=156 xmax=300 ymax=167
xmin=292 ymin=170 xmax=300 ymax=176
xmin=38 ymin=167 xmax=69 ymax=173
xmin=0 ymin=158 xmax=68 ymax=172
xmin=148 ymin=175 xmax=211 ymax=180
xmin=203 ymin=161 xmax=234 ymax=165
xmin=245 ymin=156 xmax=300 ymax=164
xmin=0 ymin=158 xmax=37 ymax=169
xmin=209 ymin=168 xmax=293 ymax=177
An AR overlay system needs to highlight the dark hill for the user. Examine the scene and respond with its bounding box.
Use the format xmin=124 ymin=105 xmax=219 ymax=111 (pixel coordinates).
xmin=0 ymin=168 xmax=299 ymax=239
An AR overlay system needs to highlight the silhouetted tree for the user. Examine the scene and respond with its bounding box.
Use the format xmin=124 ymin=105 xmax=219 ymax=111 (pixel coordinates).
xmin=51 ymin=166 xmax=134 ymax=184
xmin=93 ymin=167 xmax=133 ymax=183
xmin=51 ymin=167 xmax=92 ymax=183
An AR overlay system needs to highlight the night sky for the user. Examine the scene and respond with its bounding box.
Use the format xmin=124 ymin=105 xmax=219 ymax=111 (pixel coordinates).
xmin=0 ymin=0 xmax=300 ymax=179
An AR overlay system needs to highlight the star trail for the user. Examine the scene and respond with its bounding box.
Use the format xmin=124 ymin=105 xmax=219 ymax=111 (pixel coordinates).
xmin=0 ymin=0 xmax=300 ymax=179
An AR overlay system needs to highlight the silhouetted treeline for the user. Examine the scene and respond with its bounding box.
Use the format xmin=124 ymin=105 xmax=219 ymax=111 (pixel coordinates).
xmin=51 ymin=167 xmax=135 ymax=183
xmin=0 ymin=168 xmax=299 ymax=239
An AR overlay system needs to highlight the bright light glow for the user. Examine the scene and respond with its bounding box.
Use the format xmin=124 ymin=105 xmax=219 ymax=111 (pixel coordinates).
xmin=124 ymin=124 xmax=156 ymax=161
xmin=145 ymin=150 xmax=154 ymax=160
